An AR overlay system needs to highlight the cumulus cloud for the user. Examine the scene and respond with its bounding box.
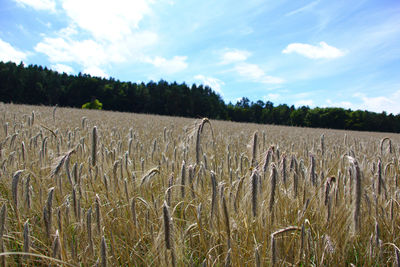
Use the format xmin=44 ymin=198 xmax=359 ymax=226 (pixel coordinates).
xmin=34 ymin=0 xmax=186 ymax=76
xmin=194 ymin=75 xmax=224 ymax=95
xmin=234 ymin=63 xmax=284 ymax=84
xmin=35 ymin=37 xmax=108 ymax=66
xmin=14 ymin=0 xmax=56 ymax=12
xmin=282 ymin=41 xmax=345 ymax=59
xmin=0 ymin=38 xmax=27 ymax=63
xmin=35 ymin=37 xmax=112 ymax=77
xmin=146 ymin=56 xmax=188 ymax=74
xmin=83 ymin=66 xmax=109 ymax=78
xmin=59 ymin=25 xmax=79 ymax=37
xmin=220 ymin=48 xmax=283 ymax=84
xmin=324 ymin=91 xmax=400 ymax=114
xmin=220 ymin=49 xmax=250 ymax=64
xmin=51 ymin=63 xmax=74 ymax=74
xmin=353 ymin=91 xmax=400 ymax=114
xmin=61 ymin=0 xmax=151 ymax=41
xmin=35 ymin=29 xmax=158 ymax=74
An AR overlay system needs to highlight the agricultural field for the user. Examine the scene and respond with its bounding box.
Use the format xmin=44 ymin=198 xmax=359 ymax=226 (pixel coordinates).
xmin=0 ymin=103 xmax=399 ymax=266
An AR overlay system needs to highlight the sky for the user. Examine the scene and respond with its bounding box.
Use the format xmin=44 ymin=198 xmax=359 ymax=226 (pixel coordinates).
xmin=1 ymin=0 xmax=400 ymax=114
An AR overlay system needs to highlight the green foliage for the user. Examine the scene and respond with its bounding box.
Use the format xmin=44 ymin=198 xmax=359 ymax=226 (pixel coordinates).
xmin=1 ymin=61 xmax=400 ymax=133
xmin=82 ymin=99 xmax=103 ymax=110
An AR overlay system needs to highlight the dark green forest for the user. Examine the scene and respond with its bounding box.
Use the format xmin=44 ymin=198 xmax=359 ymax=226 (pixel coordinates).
xmin=1 ymin=61 xmax=400 ymax=133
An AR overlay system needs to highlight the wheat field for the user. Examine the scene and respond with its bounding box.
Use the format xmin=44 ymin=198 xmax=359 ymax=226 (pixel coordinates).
xmin=0 ymin=103 xmax=399 ymax=266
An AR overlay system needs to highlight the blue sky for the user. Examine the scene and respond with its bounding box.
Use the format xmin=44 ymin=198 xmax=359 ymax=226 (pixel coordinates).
xmin=1 ymin=0 xmax=400 ymax=114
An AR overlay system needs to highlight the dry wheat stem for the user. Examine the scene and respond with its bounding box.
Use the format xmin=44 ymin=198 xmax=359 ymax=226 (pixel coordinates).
xmin=91 ymin=126 xmax=98 ymax=167
xmin=100 ymin=236 xmax=107 ymax=267
xmin=269 ymin=163 xmax=277 ymax=213
xmin=23 ymin=220 xmax=29 ymax=258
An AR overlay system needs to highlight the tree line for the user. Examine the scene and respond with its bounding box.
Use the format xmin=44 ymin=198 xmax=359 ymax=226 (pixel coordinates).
xmin=1 ymin=61 xmax=399 ymax=133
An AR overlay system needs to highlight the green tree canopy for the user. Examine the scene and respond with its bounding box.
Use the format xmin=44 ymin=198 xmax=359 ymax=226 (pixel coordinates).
xmin=1 ymin=61 xmax=399 ymax=133
xmin=82 ymin=98 xmax=103 ymax=110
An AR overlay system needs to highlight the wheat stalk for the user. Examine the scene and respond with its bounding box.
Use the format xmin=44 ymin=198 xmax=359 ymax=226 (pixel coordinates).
xmin=51 ymin=229 xmax=61 ymax=260
xmin=195 ymin=118 xmax=214 ymax=165
xmin=167 ymin=173 xmax=174 ymax=206
xmin=12 ymin=170 xmax=24 ymax=212
xmin=0 ymin=204 xmax=6 ymax=266
xmin=251 ymin=131 xmax=258 ymax=167
xmin=52 ymin=105 xmax=57 ymax=123
xmin=95 ymin=194 xmax=101 ymax=234
xmin=180 ymin=160 xmax=186 ymax=198
xmin=100 ymin=236 xmax=107 ymax=267
xmin=163 ymin=201 xmax=172 ymax=249
xmin=269 ymin=163 xmax=277 ymax=213
xmin=347 ymin=156 xmax=362 ymax=233
xmin=379 ymin=137 xmax=391 ymax=155
xmin=251 ymin=170 xmax=258 ymax=217
xmin=255 ymin=245 xmax=261 ymax=267
xmin=309 ymin=154 xmax=316 ymax=186
xmin=87 ymin=207 xmax=93 ymax=254
xmin=91 ymin=126 xmax=98 ymax=167
xmin=140 ymin=167 xmax=160 ymax=186
xmin=210 ymin=171 xmax=218 ymax=225
xmin=271 ymin=226 xmax=301 ymax=266
xmin=163 ymin=201 xmax=176 ymax=267
xmin=131 ymin=197 xmax=137 ymax=230
xmin=43 ymin=187 xmax=55 ymax=239
xmin=221 ymin=194 xmax=231 ymax=249
xmin=51 ymin=149 xmax=75 ymax=178
xmin=23 ymin=220 xmax=29 ymax=259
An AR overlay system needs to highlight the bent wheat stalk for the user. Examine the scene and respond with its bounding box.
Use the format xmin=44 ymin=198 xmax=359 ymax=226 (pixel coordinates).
xmin=140 ymin=167 xmax=160 ymax=186
xmin=195 ymin=118 xmax=214 ymax=165
xmin=271 ymin=226 xmax=301 ymax=266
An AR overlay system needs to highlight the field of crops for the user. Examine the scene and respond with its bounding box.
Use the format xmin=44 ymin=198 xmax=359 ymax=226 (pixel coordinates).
xmin=0 ymin=103 xmax=399 ymax=266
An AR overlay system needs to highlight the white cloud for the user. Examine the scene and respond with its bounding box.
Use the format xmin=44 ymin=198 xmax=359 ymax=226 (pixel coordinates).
xmin=194 ymin=75 xmax=224 ymax=95
xmin=0 ymin=39 xmax=27 ymax=63
xmin=323 ymin=91 xmax=400 ymax=114
xmin=220 ymin=48 xmax=284 ymax=85
xmin=325 ymin=99 xmax=354 ymax=109
xmin=101 ymin=31 xmax=158 ymax=63
xmin=14 ymin=0 xmax=56 ymax=12
xmin=83 ymin=66 xmax=109 ymax=78
xmin=34 ymin=0 xmax=185 ymax=76
xmin=282 ymin=41 xmax=345 ymax=59
xmin=35 ymin=37 xmax=108 ymax=66
xmin=220 ymin=49 xmax=251 ymax=64
xmin=353 ymin=92 xmax=400 ymax=114
xmin=35 ymin=30 xmax=158 ymax=72
xmin=295 ymin=99 xmax=314 ymax=107
xmin=234 ymin=63 xmax=284 ymax=84
xmin=146 ymin=56 xmax=188 ymax=74
xmin=51 ymin=63 xmax=74 ymax=74
xmin=59 ymin=25 xmax=79 ymax=37
xmin=61 ymin=0 xmax=151 ymax=41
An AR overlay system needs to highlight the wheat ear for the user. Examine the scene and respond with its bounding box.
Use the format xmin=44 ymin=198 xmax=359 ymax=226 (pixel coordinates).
xmin=91 ymin=126 xmax=97 ymax=167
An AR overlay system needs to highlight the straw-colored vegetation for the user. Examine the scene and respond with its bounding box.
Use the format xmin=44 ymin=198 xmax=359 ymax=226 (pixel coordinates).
xmin=0 ymin=103 xmax=399 ymax=266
